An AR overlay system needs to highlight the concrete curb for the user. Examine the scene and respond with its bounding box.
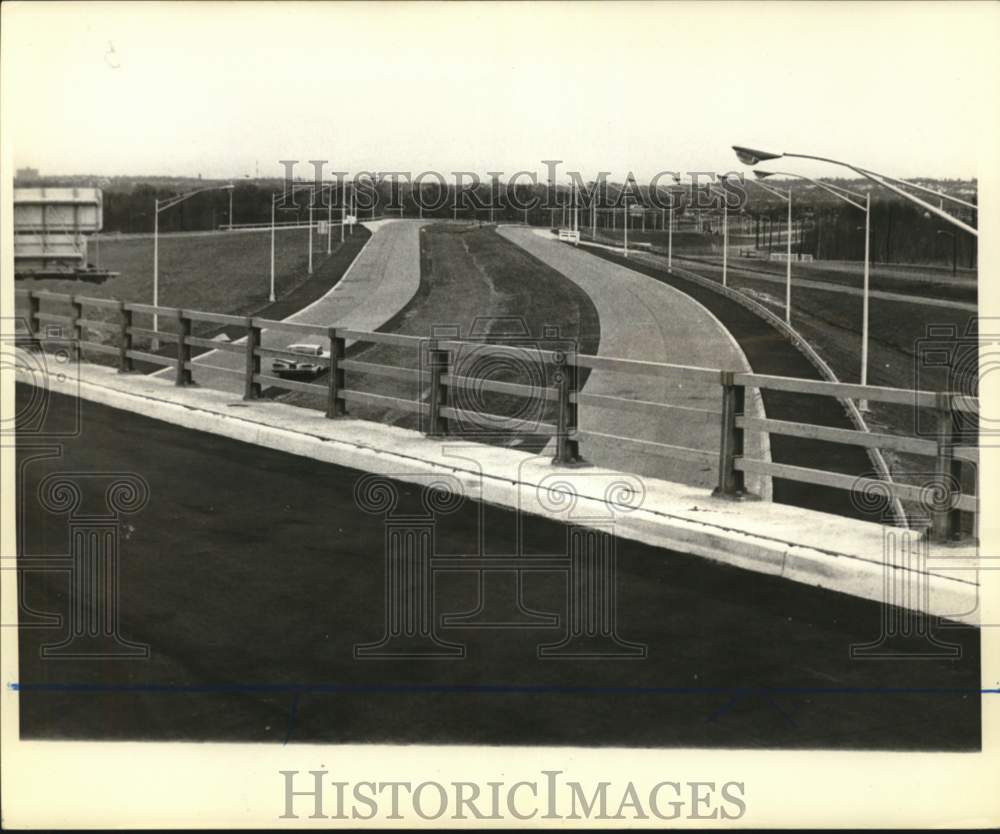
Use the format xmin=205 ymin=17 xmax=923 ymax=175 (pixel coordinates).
xmin=16 ymin=355 xmax=978 ymax=625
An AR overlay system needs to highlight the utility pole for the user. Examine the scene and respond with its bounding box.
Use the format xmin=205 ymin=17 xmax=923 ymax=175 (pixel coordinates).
xmin=860 ymin=192 xmax=871 ymax=410
xmin=668 ymin=202 xmax=673 ymax=273
xmin=269 ymin=195 xmax=276 ymax=302
xmin=623 ymin=199 xmax=629 ymax=258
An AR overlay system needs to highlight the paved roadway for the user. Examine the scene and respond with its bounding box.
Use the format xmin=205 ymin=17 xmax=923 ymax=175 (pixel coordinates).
xmin=180 ymin=219 xmax=429 ymax=392
xmin=566 ymin=242 xmax=896 ymax=521
xmin=14 ymin=389 xmax=979 ymax=748
xmin=498 ymin=227 xmax=768 ymax=493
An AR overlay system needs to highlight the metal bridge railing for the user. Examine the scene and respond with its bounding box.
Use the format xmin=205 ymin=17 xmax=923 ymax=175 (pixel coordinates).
xmin=13 ymin=287 xmax=979 ymax=542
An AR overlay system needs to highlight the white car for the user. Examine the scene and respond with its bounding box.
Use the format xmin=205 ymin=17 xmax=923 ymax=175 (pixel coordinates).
xmin=272 ymin=343 xmax=329 ymax=377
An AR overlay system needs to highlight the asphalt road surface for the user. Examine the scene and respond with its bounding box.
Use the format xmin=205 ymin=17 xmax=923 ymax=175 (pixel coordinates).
xmin=499 ymin=226 xmax=767 ymax=493
xmin=14 ymin=388 xmax=980 ymax=749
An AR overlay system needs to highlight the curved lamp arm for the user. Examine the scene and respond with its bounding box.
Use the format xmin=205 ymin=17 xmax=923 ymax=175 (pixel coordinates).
xmin=733 ymin=145 xmax=977 ymax=236
xmin=158 ymin=183 xmax=233 ymax=213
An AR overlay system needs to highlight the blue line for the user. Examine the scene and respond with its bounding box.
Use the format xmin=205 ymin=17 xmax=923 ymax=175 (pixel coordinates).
xmin=8 ymin=681 xmax=1000 ymax=696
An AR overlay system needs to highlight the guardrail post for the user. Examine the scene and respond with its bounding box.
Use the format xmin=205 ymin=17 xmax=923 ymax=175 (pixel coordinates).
xmin=243 ymin=319 xmax=261 ymax=400
xmin=426 ymin=339 xmax=449 ymax=437
xmin=70 ymin=296 xmax=84 ymax=363
xmin=712 ymin=370 xmax=751 ymax=499
xmin=929 ymin=392 xmax=960 ymax=542
xmin=118 ymin=302 xmax=134 ymax=373
xmin=326 ymin=327 xmax=347 ymax=418
xmin=175 ymin=309 xmax=192 ymax=386
xmin=552 ymin=350 xmax=585 ymax=465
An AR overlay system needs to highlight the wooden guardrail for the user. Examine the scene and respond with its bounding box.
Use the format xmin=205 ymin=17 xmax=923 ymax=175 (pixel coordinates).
xmin=12 ymin=288 xmax=979 ymax=542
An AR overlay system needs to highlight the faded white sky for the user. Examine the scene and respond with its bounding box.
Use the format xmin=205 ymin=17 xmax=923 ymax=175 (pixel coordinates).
xmin=2 ymin=1 xmax=996 ymax=182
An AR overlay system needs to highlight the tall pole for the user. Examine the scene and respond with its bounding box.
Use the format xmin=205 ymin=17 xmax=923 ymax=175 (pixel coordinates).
xmin=722 ymin=204 xmax=728 ymax=287
xmin=591 ymin=192 xmax=596 ymax=240
xmin=228 ymin=188 xmax=234 ymax=231
xmin=308 ymin=204 xmax=313 ymax=274
xmin=269 ymin=197 xmax=276 ymax=302
xmin=860 ymin=192 xmax=871 ymax=411
xmin=623 ymin=202 xmax=629 ymax=258
xmin=327 ymin=184 xmax=333 ymax=254
xmin=668 ymin=203 xmax=673 ymax=273
xmin=153 ymin=199 xmax=160 ymax=348
xmin=785 ymin=189 xmax=792 ymax=323
xmin=341 ymin=185 xmax=346 ymax=242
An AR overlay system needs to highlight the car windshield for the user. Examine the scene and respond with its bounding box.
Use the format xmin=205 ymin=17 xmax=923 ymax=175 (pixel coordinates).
xmin=291 ymin=345 xmax=320 ymax=356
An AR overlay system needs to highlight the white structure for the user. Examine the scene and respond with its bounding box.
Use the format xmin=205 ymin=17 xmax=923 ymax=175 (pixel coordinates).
xmin=14 ymin=187 xmax=104 ymax=275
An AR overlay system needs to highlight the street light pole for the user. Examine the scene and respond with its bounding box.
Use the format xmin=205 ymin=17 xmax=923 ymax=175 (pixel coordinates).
xmin=153 ymin=199 xmax=160 ymax=344
xmin=573 ymin=182 xmax=580 ymax=239
xmin=667 ymin=203 xmax=674 ymax=273
xmin=623 ymin=200 xmax=629 ymax=258
xmin=785 ymin=188 xmax=792 ymax=320
xmin=861 ymin=191 xmax=870 ymax=409
xmin=722 ymin=200 xmax=728 ymax=287
xmin=755 ymin=169 xmax=871 ymax=408
xmin=152 ymin=183 xmax=234 ymax=347
xmin=327 ymin=183 xmax=333 ymax=255
xmin=228 ymin=187 xmax=234 ymax=231
xmin=269 ymin=196 xmax=276 ymax=302
xmin=712 ymin=179 xmax=730 ymax=287
xmin=308 ymin=204 xmax=314 ymax=274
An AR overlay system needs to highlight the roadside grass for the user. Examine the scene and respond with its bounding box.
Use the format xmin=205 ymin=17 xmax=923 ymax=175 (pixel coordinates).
xmin=584 ymin=227 xmax=718 ymax=254
xmin=15 ymin=227 xmax=364 ymax=352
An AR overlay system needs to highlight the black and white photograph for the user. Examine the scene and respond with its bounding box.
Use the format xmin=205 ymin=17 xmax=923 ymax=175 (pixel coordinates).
xmin=2 ymin=0 xmax=998 ymax=828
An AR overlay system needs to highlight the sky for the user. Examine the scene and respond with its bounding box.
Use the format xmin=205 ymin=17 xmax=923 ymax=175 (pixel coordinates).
xmin=3 ymin=1 xmax=996 ymax=183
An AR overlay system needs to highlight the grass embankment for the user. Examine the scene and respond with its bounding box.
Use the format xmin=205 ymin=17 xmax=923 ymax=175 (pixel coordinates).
xmin=282 ymin=223 xmax=601 ymax=449
xmin=15 ymin=226 xmax=370 ymax=358
xmin=583 ymin=227 xmax=718 ymax=254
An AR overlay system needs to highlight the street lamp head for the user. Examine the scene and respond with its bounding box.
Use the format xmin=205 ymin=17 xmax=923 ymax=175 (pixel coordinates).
xmin=753 ymin=170 xmax=776 ymax=180
xmin=733 ymin=145 xmax=782 ymax=166
xmin=222 ymin=184 xmax=235 ymax=190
